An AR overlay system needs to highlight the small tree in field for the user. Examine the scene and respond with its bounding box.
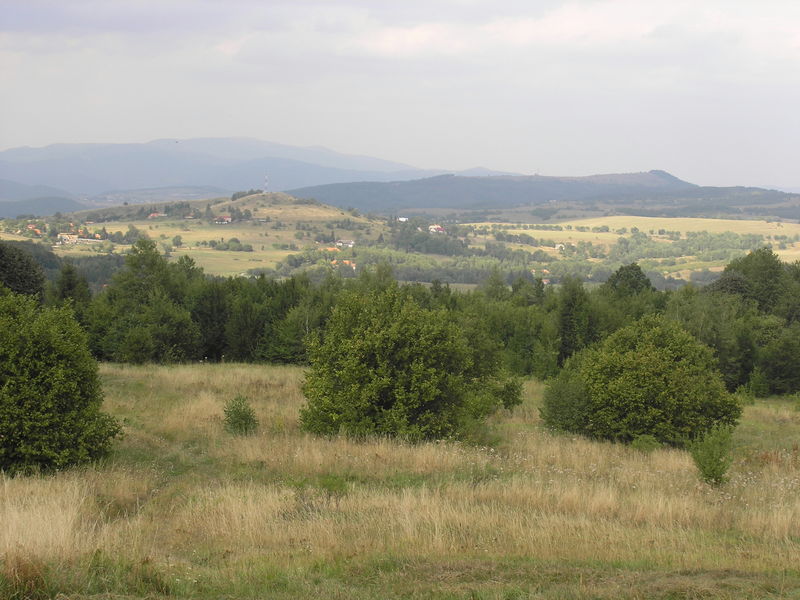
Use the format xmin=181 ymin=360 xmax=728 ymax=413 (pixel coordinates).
xmin=300 ymin=285 xmax=521 ymax=441
xmin=542 ymin=315 xmax=740 ymax=446
xmin=223 ymin=396 xmax=259 ymax=436
xmin=0 ymin=291 xmax=120 ymax=473
xmin=690 ymin=425 xmax=734 ymax=485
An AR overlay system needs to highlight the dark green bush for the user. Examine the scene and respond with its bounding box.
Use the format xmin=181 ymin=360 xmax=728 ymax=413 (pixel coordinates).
xmin=0 ymin=291 xmax=121 ymax=474
xmin=631 ymin=434 xmax=662 ymax=453
xmin=223 ymin=396 xmax=259 ymax=436
xmin=300 ymin=285 xmax=521 ymax=442
xmin=542 ymin=315 xmax=741 ymax=446
xmin=690 ymin=425 xmax=734 ymax=485
xmin=540 ymin=359 xmax=589 ymax=434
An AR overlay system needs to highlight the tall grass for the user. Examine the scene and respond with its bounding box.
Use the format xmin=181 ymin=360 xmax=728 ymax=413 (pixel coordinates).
xmin=2 ymin=363 xmax=799 ymax=598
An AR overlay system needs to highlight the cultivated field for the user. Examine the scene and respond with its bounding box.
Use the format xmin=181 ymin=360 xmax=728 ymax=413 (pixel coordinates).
xmin=2 ymin=364 xmax=799 ymax=599
xmin=480 ymin=215 xmax=800 ymax=254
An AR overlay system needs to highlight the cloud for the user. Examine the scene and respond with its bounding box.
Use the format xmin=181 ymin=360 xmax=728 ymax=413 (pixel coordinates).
xmin=1 ymin=0 xmax=799 ymax=186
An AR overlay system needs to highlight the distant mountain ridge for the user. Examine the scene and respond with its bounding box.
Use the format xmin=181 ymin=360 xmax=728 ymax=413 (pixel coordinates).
xmin=0 ymin=137 xmax=510 ymax=200
xmin=0 ymin=179 xmax=74 ymax=202
xmin=0 ymin=197 xmax=87 ymax=218
xmin=288 ymin=170 xmax=698 ymax=211
xmin=288 ymin=170 xmax=799 ymax=219
xmin=0 ymin=138 xmax=796 ymax=220
xmin=0 ymin=178 xmax=84 ymax=217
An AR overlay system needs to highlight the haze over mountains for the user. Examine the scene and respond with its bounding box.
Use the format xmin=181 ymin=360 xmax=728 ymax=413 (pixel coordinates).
xmin=288 ymin=171 xmax=800 ymax=220
xmin=0 ymin=137 xmax=484 ymax=200
xmin=289 ymin=170 xmax=697 ymax=212
xmin=0 ymin=137 xmax=797 ymax=219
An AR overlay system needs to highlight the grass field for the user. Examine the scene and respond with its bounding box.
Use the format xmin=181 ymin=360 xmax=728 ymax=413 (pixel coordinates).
xmin=2 ymin=364 xmax=799 ymax=599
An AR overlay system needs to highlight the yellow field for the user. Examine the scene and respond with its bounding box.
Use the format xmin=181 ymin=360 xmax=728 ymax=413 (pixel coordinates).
xmin=2 ymin=364 xmax=799 ymax=598
xmin=562 ymin=215 xmax=800 ymax=236
xmin=472 ymin=215 xmax=800 ymax=265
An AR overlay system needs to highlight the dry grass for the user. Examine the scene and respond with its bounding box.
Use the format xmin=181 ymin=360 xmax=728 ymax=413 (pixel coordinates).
xmin=0 ymin=466 xmax=157 ymax=569
xmin=2 ymin=363 xmax=799 ymax=598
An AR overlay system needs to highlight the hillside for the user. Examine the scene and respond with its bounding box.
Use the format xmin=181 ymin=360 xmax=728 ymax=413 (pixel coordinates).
xmin=0 ymin=196 xmax=87 ymax=218
xmin=288 ymin=171 xmax=800 ymax=220
xmin=5 ymin=188 xmax=799 ymax=284
xmin=0 ymin=178 xmax=74 ymax=202
xmin=51 ymin=192 xmax=388 ymax=276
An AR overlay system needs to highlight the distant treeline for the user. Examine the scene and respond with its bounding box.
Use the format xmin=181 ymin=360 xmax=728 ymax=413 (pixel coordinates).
xmin=4 ymin=239 xmax=799 ymax=397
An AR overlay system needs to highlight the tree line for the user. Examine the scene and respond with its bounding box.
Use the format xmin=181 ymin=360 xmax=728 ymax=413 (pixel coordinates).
xmin=2 ymin=239 xmax=799 ymax=398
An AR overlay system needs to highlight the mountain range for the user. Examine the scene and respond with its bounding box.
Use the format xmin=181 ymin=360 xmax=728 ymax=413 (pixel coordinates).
xmin=0 ymin=137 xmax=497 ymax=200
xmin=0 ymin=138 xmax=797 ymax=219
xmin=287 ymin=170 xmax=800 ymax=220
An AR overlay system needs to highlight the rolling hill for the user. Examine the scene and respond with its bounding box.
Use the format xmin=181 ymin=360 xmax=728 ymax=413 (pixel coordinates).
xmin=288 ymin=170 xmax=800 ymax=220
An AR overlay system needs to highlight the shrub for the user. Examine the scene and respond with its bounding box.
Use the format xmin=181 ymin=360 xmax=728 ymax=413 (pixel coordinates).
xmin=746 ymin=366 xmax=770 ymax=398
xmin=631 ymin=434 xmax=662 ymax=453
xmin=223 ymin=396 xmax=259 ymax=436
xmin=542 ymin=315 xmax=741 ymax=446
xmin=690 ymin=425 xmax=734 ymax=485
xmin=0 ymin=291 xmax=121 ymax=474
xmin=300 ymin=285 xmax=521 ymax=442
xmin=540 ymin=360 xmax=589 ymax=434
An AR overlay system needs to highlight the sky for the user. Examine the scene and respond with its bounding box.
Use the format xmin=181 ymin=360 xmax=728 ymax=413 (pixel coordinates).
xmin=1 ymin=0 xmax=799 ymax=188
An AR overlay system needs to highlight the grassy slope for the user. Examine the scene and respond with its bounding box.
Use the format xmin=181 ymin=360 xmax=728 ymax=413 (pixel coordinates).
xmin=2 ymin=364 xmax=799 ymax=599
xmin=54 ymin=193 xmax=384 ymax=276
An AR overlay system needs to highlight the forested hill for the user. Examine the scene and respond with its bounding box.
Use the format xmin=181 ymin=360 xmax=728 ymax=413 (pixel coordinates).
xmin=288 ymin=171 xmax=799 ymax=219
xmin=0 ymin=197 xmax=87 ymax=218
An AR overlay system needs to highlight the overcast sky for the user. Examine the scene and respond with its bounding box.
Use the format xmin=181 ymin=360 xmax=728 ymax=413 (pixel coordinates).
xmin=2 ymin=0 xmax=799 ymax=187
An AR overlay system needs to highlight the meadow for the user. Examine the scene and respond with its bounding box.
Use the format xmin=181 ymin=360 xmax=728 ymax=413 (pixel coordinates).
xmin=2 ymin=364 xmax=799 ymax=599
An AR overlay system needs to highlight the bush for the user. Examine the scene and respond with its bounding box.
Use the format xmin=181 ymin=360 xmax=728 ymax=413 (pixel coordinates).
xmin=542 ymin=315 xmax=741 ymax=446
xmin=300 ymin=285 xmax=521 ymax=442
xmin=540 ymin=360 xmax=589 ymax=434
xmin=631 ymin=434 xmax=662 ymax=453
xmin=0 ymin=291 xmax=121 ymax=473
xmin=690 ymin=425 xmax=734 ymax=485
xmin=223 ymin=396 xmax=259 ymax=436
xmin=746 ymin=366 xmax=770 ymax=398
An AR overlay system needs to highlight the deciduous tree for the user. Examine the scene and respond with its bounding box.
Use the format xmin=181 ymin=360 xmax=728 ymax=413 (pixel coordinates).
xmin=301 ymin=284 xmax=520 ymax=441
